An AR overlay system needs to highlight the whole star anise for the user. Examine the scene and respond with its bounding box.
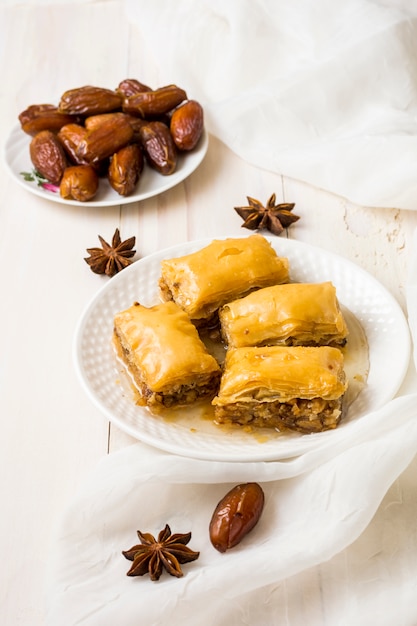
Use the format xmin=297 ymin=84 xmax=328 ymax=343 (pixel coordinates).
xmin=122 ymin=524 xmax=200 ymax=581
xmin=84 ymin=228 xmax=136 ymax=277
xmin=234 ymin=193 xmax=300 ymax=236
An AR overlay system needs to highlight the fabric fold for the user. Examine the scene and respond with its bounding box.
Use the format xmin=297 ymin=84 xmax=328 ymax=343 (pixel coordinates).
xmin=45 ymin=395 xmax=417 ymax=625
xmin=125 ymin=0 xmax=417 ymax=209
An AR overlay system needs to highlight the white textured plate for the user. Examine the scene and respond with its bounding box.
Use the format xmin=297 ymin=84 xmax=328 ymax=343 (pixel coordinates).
xmin=3 ymin=123 xmax=208 ymax=207
xmin=73 ymin=237 xmax=411 ymax=461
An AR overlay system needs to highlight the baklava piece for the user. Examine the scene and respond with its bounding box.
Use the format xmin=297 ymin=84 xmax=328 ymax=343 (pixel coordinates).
xmin=113 ymin=301 xmax=221 ymax=409
xmin=219 ymin=282 xmax=348 ymax=348
xmin=212 ymin=346 xmax=348 ymax=433
xmin=159 ymin=235 xmax=289 ymax=328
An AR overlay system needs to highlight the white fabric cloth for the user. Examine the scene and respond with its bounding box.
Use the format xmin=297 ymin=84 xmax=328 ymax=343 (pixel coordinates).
xmin=45 ymin=397 xmax=417 ymax=626
xmin=124 ymin=0 xmax=417 ymax=210
xmin=45 ymin=240 xmax=417 ymax=624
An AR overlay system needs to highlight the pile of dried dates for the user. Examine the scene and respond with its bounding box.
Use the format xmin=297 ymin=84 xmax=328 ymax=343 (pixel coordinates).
xmin=18 ymin=79 xmax=204 ymax=202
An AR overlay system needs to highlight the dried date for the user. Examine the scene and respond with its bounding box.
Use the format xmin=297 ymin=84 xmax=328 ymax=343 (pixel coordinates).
xmin=84 ymin=112 xmax=146 ymax=142
xmin=209 ymin=483 xmax=265 ymax=553
xmin=58 ymin=86 xmax=122 ymax=116
xmin=29 ymin=130 xmax=68 ymax=185
xmin=84 ymin=112 xmax=129 ymax=132
xmin=60 ymin=165 xmax=99 ymax=202
xmin=116 ymin=78 xmax=152 ymax=97
xmin=123 ymin=84 xmax=187 ymax=118
xmin=19 ymin=104 xmax=77 ymax=136
xmin=108 ymin=143 xmax=144 ymax=196
xmin=170 ymin=100 xmax=204 ymax=151
xmin=76 ymin=115 xmax=134 ymax=165
xmin=139 ymin=121 xmax=177 ymax=175
xmin=57 ymin=123 xmax=89 ymax=165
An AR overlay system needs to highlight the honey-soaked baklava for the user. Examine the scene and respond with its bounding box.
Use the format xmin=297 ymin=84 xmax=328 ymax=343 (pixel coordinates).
xmin=212 ymin=345 xmax=348 ymax=433
xmin=159 ymin=235 xmax=289 ymax=327
xmin=219 ymin=282 xmax=348 ymax=348
xmin=113 ymin=301 xmax=221 ymax=409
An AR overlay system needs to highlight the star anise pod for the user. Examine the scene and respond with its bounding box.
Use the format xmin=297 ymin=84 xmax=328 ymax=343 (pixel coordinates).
xmin=234 ymin=193 xmax=300 ymax=236
xmin=122 ymin=524 xmax=200 ymax=581
xmin=84 ymin=228 xmax=136 ymax=277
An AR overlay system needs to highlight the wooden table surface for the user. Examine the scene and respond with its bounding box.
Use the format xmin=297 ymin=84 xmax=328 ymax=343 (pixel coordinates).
xmin=1 ymin=2 xmax=417 ymax=624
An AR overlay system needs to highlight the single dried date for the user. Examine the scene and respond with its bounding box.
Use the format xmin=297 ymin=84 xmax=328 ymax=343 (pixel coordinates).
xmin=84 ymin=112 xmax=130 ymax=132
xmin=123 ymin=84 xmax=187 ymax=118
xmin=116 ymin=78 xmax=152 ymax=97
xmin=58 ymin=86 xmax=122 ymax=116
xmin=76 ymin=115 xmax=134 ymax=165
xmin=209 ymin=482 xmax=265 ymax=553
xmin=170 ymin=100 xmax=204 ymax=151
xmin=19 ymin=104 xmax=78 ymax=136
xmin=84 ymin=112 xmax=147 ymax=143
xmin=60 ymin=165 xmax=99 ymax=202
xmin=108 ymin=143 xmax=144 ymax=196
xmin=139 ymin=121 xmax=177 ymax=175
xmin=29 ymin=130 xmax=68 ymax=185
xmin=58 ymin=123 xmax=89 ymax=165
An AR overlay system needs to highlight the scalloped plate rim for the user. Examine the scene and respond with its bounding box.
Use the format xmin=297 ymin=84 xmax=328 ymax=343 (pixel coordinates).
xmin=73 ymin=236 xmax=411 ymax=461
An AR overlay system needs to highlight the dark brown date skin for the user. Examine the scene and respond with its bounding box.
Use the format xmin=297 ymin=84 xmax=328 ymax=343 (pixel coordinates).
xmin=84 ymin=112 xmax=146 ymax=143
xmin=58 ymin=86 xmax=122 ymax=116
xmin=170 ymin=100 xmax=204 ymax=151
xmin=139 ymin=121 xmax=177 ymax=175
xmin=123 ymin=84 xmax=187 ymax=118
xmin=76 ymin=115 xmax=134 ymax=165
xmin=60 ymin=165 xmax=99 ymax=202
xmin=19 ymin=104 xmax=78 ymax=136
xmin=108 ymin=143 xmax=144 ymax=196
xmin=29 ymin=130 xmax=68 ymax=185
xmin=84 ymin=112 xmax=130 ymax=132
xmin=209 ymin=482 xmax=265 ymax=553
xmin=57 ymin=123 xmax=89 ymax=165
xmin=116 ymin=78 xmax=152 ymax=97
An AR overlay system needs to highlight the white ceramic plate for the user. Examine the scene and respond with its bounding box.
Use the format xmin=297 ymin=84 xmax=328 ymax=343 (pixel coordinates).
xmin=3 ymin=123 xmax=208 ymax=207
xmin=73 ymin=236 xmax=411 ymax=461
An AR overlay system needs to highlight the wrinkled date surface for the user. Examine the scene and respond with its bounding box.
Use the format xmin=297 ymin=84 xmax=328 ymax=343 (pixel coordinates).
xmin=19 ymin=104 xmax=77 ymax=136
xmin=58 ymin=86 xmax=123 ymax=116
xmin=116 ymin=78 xmax=152 ymax=98
xmin=29 ymin=130 xmax=67 ymax=185
xmin=108 ymin=143 xmax=144 ymax=196
xmin=209 ymin=483 xmax=265 ymax=553
xmin=123 ymin=84 xmax=187 ymax=118
xmin=140 ymin=121 xmax=177 ymax=175
xmin=76 ymin=115 xmax=134 ymax=164
xmin=58 ymin=123 xmax=89 ymax=166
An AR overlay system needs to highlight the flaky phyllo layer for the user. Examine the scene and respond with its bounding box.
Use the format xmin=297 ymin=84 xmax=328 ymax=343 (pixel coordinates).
xmin=113 ymin=301 xmax=221 ymax=409
xmin=159 ymin=234 xmax=290 ymax=324
xmin=219 ymin=282 xmax=348 ymax=348
xmin=212 ymin=346 xmax=348 ymax=433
